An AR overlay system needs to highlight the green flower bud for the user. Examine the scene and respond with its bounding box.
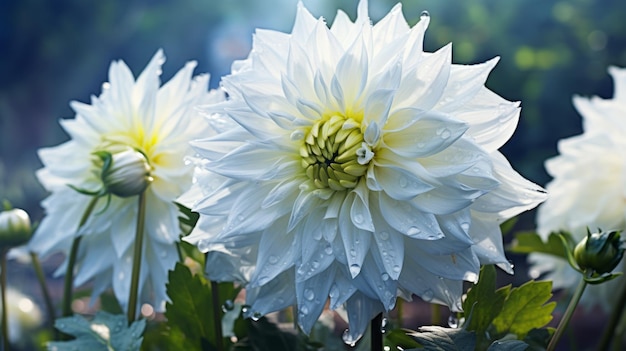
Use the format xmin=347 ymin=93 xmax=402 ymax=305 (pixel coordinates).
xmin=96 ymin=147 xmax=153 ymax=198
xmin=0 ymin=208 xmax=33 ymax=249
xmin=573 ymin=229 xmax=624 ymax=274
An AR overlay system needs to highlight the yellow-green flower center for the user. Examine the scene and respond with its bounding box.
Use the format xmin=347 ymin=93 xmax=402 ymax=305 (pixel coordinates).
xmin=300 ymin=115 xmax=372 ymax=191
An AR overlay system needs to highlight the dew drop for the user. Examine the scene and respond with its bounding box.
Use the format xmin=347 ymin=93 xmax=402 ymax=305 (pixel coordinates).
xmin=422 ymin=289 xmax=434 ymax=302
xmin=379 ymin=231 xmax=389 ymax=240
xmin=350 ymin=249 xmax=357 ymax=257
xmin=380 ymin=316 xmax=389 ymax=334
xmin=300 ymin=305 xmax=309 ymax=315
xmin=342 ymin=329 xmax=360 ymax=347
xmin=399 ymin=176 xmax=408 ymax=188
xmin=392 ymin=265 xmax=401 ymax=273
xmin=420 ymin=10 xmax=430 ymax=19
xmin=381 ymin=272 xmax=390 ymax=281
xmin=268 ymin=255 xmax=279 ymax=264
xmin=329 ymin=284 xmax=339 ymax=298
xmin=312 ymin=260 xmax=320 ymax=269
xmin=353 ymin=213 xmax=364 ymax=224
xmin=251 ymin=311 xmax=262 ymax=321
xmin=406 ymin=226 xmax=421 ymax=236
xmin=324 ymin=245 xmax=334 ymax=255
xmin=241 ymin=305 xmax=251 ymax=314
xmin=291 ymin=130 xmax=305 ymax=141
xmin=350 ymin=264 xmax=361 ymax=276
xmin=460 ymin=222 xmax=470 ymax=231
xmin=440 ymin=129 xmax=451 ymax=139
xmin=304 ymin=289 xmax=315 ymax=301
xmin=448 ymin=314 xmax=459 ymax=328
xmin=101 ymin=82 xmax=111 ymax=91
xmin=222 ymin=300 xmax=234 ymax=312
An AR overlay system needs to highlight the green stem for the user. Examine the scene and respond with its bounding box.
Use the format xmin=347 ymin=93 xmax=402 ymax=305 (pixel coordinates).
xmin=596 ymin=279 xmax=626 ymax=351
xmin=29 ymin=252 xmax=55 ymax=329
xmin=396 ymin=298 xmax=403 ymax=328
xmin=62 ymin=196 xmax=99 ymax=318
xmin=127 ymin=192 xmax=146 ymax=323
xmin=210 ymin=280 xmax=224 ymax=351
xmin=1 ymin=250 xmax=10 ymax=351
xmin=547 ymin=278 xmax=588 ymax=351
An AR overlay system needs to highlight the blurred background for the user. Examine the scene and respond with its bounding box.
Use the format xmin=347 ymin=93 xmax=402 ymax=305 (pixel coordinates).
xmin=1 ymin=0 xmax=626 ymax=349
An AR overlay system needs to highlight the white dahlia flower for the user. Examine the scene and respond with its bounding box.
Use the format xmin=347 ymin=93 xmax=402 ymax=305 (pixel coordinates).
xmin=182 ymin=0 xmax=546 ymax=340
xmin=530 ymin=66 xmax=626 ymax=311
xmin=28 ymin=50 xmax=224 ymax=312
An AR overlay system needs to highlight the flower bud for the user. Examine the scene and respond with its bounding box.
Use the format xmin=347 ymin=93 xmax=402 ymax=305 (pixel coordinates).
xmin=574 ymin=229 xmax=624 ymax=274
xmin=0 ymin=208 xmax=33 ymax=249
xmin=97 ymin=148 xmax=153 ymax=197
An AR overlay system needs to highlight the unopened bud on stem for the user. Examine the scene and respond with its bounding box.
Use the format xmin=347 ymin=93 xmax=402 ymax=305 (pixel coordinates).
xmin=0 ymin=208 xmax=32 ymax=249
xmin=574 ymin=229 xmax=624 ymax=274
xmin=95 ymin=148 xmax=153 ymax=198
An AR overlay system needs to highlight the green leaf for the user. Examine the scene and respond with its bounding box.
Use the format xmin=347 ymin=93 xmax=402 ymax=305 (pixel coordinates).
xmin=462 ymin=265 xmax=509 ymax=349
xmin=231 ymin=317 xmax=303 ymax=351
xmin=523 ymin=328 xmax=553 ymax=351
xmin=404 ymin=325 xmax=476 ymax=351
xmin=385 ymin=329 xmax=423 ymax=350
xmin=48 ymin=311 xmax=146 ymax=351
xmin=491 ymin=280 xmax=555 ymax=339
xmin=507 ymin=231 xmax=568 ymax=259
xmin=164 ymin=262 xmax=236 ymax=350
xmin=487 ymin=339 xmax=528 ymax=351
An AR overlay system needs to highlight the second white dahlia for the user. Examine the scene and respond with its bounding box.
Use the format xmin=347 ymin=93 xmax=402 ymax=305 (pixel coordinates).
xmin=28 ymin=50 xmax=224 ymax=312
xmin=182 ymin=0 xmax=546 ymax=340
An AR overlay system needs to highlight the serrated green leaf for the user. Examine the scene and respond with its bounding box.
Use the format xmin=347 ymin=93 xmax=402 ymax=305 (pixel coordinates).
xmin=48 ymin=311 xmax=146 ymax=351
xmin=385 ymin=328 xmax=423 ymax=349
xmin=523 ymin=327 xmax=553 ymax=351
xmin=462 ymin=265 xmax=509 ymax=349
xmin=164 ymin=262 xmax=217 ymax=350
xmin=404 ymin=325 xmax=476 ymax=351
xmin=507 ymin=231 xmax=567 ymax=259
xmin=487 ymin=339 xmax=528 ymax=351
xmin=491 ymin=280 xmax=555 ymax=339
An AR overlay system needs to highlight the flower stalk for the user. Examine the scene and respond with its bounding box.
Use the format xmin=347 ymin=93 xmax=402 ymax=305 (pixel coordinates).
xmin=547 ymin=277 xmax=587 ymax=351
xmin=127 ymin=191 xmax=147 ymax=323
xmin=371 ymin=313 xmax=383 ymax=351
xmin=210 ymin=280 xmax=224 ymax=351
xmin=1 ymin=249 xmax=10 ymax=351
xmin=62 ymin=196 xmax=99 ymax=317
xmin=596 ymin=280 xmax=626 ymax=351
xmin=30 ymin=252 xmax=55 ymax=330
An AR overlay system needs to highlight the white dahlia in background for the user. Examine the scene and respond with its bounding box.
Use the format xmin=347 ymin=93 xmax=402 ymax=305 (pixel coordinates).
xmin=181 ymin=0 xmax=546 ymax=340
xmin=28 ymin=50 xmax=224 ymax=312
xmin=530 ymin=66 xmax=626 ymax=311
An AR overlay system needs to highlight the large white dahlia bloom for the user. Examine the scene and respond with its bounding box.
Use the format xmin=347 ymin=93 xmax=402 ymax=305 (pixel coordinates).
xmin=29 ymin=50 xmax=223 ymax=312
xmin=182 ymin=0 xmax=546 ymax=339
xmin=530 ymin=66 xmax=626 ymax=311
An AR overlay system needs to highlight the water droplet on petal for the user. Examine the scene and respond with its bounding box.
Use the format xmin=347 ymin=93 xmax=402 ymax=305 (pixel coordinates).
xmin=300 ymin=305 xmax=309 ymax=315
xmin=304 ymin=289 xmax=315 ymax=301
xmin=312 ymin=260 xmax=320 ymax=269
xmin=406 ymin=226 xmax=421 ymax=236
xmin=420 ymin=10 xmax=430 ymax=19
xmin=399 ymin=177 xmax=408 ymax=188
xmin=329 ymin=284 xmax=339 ymax=298
xmin=381 ymin=272 xmax=389 ymax=281
xmin=241 ymin=305 xmax=251 ymax=314
xmin=440 ymin=129 xmax=451 ymax=139
xmin=448 ymin=314 xmax=459 ymax=328
xmin=353 ymin=214 xmax=364 ymax=224
xmin=393 ymin=265 xmax=401 ymax=273
xmin=342 ymin=329 xmax=361 ymax=347
xmin=379 ymin=231 xmax=389 ymax=240
xmin=422 ymin=289 xmax=434 ymax=302
xmin=350 ymin=249 xmax=357 ymax=257
xmin=460 ymin=222 xmax=470 ymax=232
xmin=350 ymin=264 xmax=361 ymax=276
xmin=251 ymin=311 xmax=262 ymax=321
xmin=268 ymin=255 xmax=279 ymax=264
xmin=324 ymin=244 xmax=333 ymax=255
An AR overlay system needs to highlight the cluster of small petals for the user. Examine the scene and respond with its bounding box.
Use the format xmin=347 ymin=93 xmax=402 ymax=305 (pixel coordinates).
xmin=28 ymin=50 xmax=224 ymax=312
xmin=183 ymin=0 xmax=546 ymax=339
xmin=531 ymin=66 xmax=626 ymax=311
